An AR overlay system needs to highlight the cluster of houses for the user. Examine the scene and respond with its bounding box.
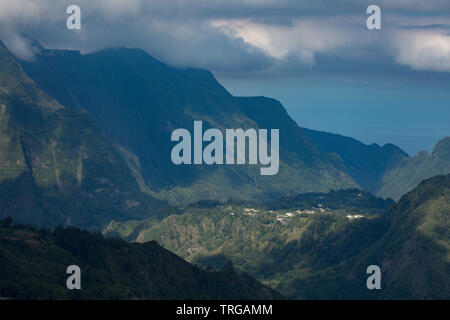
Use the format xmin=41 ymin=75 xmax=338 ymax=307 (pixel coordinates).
xmin=242 ymin=208 xmax=259 ymax=216
xmin=295 ymin=208 xmax=326 ymax=215
xmin=276 ymin=213 xmax=293 ymax=224
xmin=346 ymin=214 xmax=364 ymax=220
xmin=275 ymin=205 xmax=328 ymax=224
xmin=229 ymin=208 xmax=259 ymax=217
xmin=229 ymin=206 xmax=365 ymax=224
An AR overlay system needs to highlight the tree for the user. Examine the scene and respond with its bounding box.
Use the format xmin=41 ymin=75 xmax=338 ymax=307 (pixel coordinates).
xmin=0 ymin=216 xmax=13 ymax=228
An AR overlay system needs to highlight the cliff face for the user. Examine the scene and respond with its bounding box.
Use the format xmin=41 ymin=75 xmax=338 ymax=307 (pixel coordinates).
xmin=377 ymin=137 xmax=450 ymax=200
xmin=21 ymin=45 xmax=357 ymax=206
xmin=0 ymin=42 xmax=163 ymax=229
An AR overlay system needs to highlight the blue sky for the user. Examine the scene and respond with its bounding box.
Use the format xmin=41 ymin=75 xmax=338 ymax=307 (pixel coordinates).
xmin=0 ymin=0 xmax=449 ymax=154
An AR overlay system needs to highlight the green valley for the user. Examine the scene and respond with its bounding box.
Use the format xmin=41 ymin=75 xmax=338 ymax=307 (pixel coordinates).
xmin=105 ymin=176 xmax=450 ymax=299
xmin=0 ymin=218 xmax=281 ymax=299
xmin=0 ymin=37 xmax=448 ymax=300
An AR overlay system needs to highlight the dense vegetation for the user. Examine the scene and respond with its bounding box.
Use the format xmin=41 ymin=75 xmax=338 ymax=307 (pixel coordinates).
xmin=21 ymin=44 xmax=358 ymax=206
xmin=105 ymin=176 xmax=449 ymax=299
xmin=0 ymin=39 xmax=448 ymax=300
xmin=2 ymin=39 xmax=448 ymax=230
xmin=104 ymin=189 xmax=393 ymax=296
xmin=266 ymin=188 xmax=394 ymax=213
xmin=0 ymin=41 xmax=164 ymax=229
xmin=0 ymin=219 xmax=281 ymax=299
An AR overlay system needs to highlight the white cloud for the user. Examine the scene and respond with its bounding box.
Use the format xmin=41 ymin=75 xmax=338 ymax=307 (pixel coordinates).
xmin=210 ymin=17 xmax=365 ymax=66
xmin=0 ymin=0 xmax=450 ymax=73
xmin=0 ymin=34 xmax=36 ymax=60
xmin=391 ymin=31 xmax=450 ymax=71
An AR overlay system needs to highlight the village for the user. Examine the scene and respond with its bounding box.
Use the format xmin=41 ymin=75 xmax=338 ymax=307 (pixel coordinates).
xmin=227 ymin=205 xmax=365 ymax=225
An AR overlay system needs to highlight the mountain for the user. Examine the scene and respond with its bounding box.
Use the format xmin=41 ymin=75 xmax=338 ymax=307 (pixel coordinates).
xmin=108 ymin=175 xmax=449 ymax=299
xmin=20 ymin=44 xmax=357 ymax=205
xmin=302 ymin=128 xmax=409 ymax=193
xmin=0 ymin=42 xmax=163 ymax=228
xmin=103 ymin=189 xmax=393 ymax=295
xmin=2 ymin=40 xmax=448 ymax=300
xmin=361 ymin=174 xmax=449 ymax=299
xmin=273 ymin=174 xmax=450 ymax=299
xmin=0 ymin=219 xmax=281 ymax=299
xmin=266 ymin=188 xmax=395 ymax=212
xmin=302 ymin=128 xmax=450 ymax=200
xmin=377 ymin=137 xmax=450 ymax=199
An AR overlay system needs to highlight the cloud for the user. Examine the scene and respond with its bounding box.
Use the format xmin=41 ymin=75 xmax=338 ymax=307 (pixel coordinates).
xmin=391 ymin=31 xmax=450 ymax=71
xmin=379 ymin=0 xmax=450 ymax=11
xmin=0 ymin=0 xmax=449 ymax=74
xmin=210 ymin=17 xmax=369 ymax=66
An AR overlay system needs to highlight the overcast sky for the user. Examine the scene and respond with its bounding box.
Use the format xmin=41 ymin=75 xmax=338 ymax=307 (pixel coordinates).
xmin=0 ymin=0 xmax=449 ymax=154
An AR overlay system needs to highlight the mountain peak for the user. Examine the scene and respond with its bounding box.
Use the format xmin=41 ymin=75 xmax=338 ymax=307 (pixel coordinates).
xmin=37 ymin=47 xmax=82 ymax=58
xmin=382 ymin=143 xmax=409 ymax=157
xmin=18 ymin=42 xmax=357 ymax=205
xmin=432 ymin=136 xmax=450 ymax=158
xmin=0 ymin=41 xmax=37 ymax=95
xmin=0 ymin=41 xmax=164 ymax=228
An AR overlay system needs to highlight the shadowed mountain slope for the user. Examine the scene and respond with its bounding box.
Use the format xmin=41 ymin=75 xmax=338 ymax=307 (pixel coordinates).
xmin=279 ymin=174 xmax=450 ymax=299
xmin=0 ymin=219 xmax=281 ymax=299
xmin=20 ymin=45 xmax=357 ymax=205
xmin=377 ymin=137 xmax=450 ymax=200
xmin=0 ymin=42 xmax=163 ymax=228
xmin=302 ymin=128 xmax=409 ymax=193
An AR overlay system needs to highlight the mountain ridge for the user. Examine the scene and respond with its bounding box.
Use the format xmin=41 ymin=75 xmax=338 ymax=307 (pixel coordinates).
xmin=302 ymin=127 xmax=409 ymax=193
xmin=0 ymin=42 xmax=164 ymax=228
xmin=108 ymin=174 xmax=449 ymax=299
xmin=20 ymin=44 xmax=358 ymax=205
xmin=377 ymin=137 xmax=450 ymax=200
xmin=0 ymin=218 xmax=281 ymax=299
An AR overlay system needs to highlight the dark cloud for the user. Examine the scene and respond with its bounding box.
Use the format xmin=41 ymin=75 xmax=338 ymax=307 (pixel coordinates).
xmin=0 ymin=0 xmax=449 ymax=74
